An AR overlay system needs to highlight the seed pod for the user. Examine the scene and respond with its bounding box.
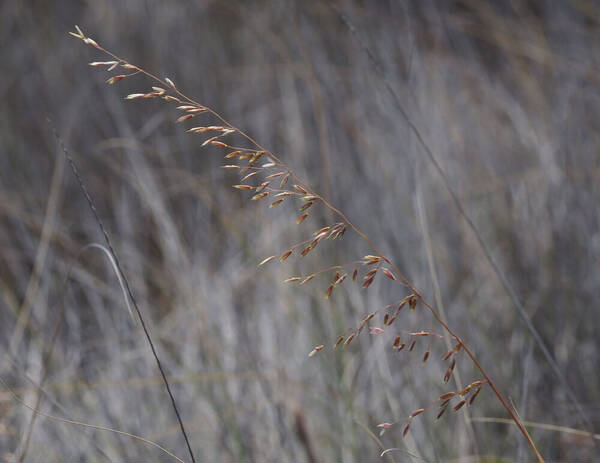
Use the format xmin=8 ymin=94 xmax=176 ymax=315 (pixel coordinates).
xmin=296 ymin=212 xmax=309 ymax=224
xmin=300 ymin=245 xmax=313 ymax=257
xmin=283 ymin=277 xmax=302 ymax=283
xmin=294 ymin=184 xmax=308 ymax=194
xmin=383 ymin=313 xmax=389 ymax=325
xmin=440 ymin=398 xmax=452 ymax=408
xmin=255 ymin=181 xmax=270 ymax=193
xmin=409 ymin=295 xmax=418 ymax=311
xmin=364 ymin=268 xmax=378 ymax=279
xmin=436 ymin=407 xmax=448 ymax=420
xmin=308 ymin=345 xmax=324 ymax=357
xmin=352 ymin=267 xmax=358 ymax=281
xmin=402 ymin=422 xmax=411 ymax=438
xmin=299 ymin=201 xmax=313 ymax=212
xmin=269 ymin=199 xmax=285 ymax=208
xmin=241 ymin=172 xmax=258 ymax=181
xmin=393 ymin=335 xmax=401 ymax=349
xmin=409 ymin=409 xmax=425 ymax=418
xmin=397 ymin=342 xmax=406 ymax=351
xmin=438 ymin=392 xmax=456 ymax=401
xmin=280 ymin=249 xmax=293 ymax=262
xmin=324 ymin=285 xmax=334 ymax=299
xmin=453 ymin=400 xmax=467 ymax=411
xmin=382 ymin=268 xmax=397 ymax=281
xmin=343 ymin=332 xmax=356 ymax=346
xmin=422 ymin=350 xmax=430 ymax=363
xmin=362 ymin=275 xmax=375 ymax=289
xmin=251 ymin=191 xmax=269 ymax=201
xmin=334 ymin=335 xmax=345 ymax=348
xmin=469 ymin=386 xmax=482 ymax=405
xmin=408 ymin=339 xmax=417 ymax=352
xmin=280 ymin=173 xmax=290 ymax=188
xmin=258 ymin=256 xmax=276 ymax=266
xmin=300 ymin=274 xmax=315 ymax=285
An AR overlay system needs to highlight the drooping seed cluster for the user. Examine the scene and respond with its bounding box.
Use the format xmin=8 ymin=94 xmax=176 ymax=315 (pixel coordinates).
xmin=73 ymin=25 xmax=491 ymax=443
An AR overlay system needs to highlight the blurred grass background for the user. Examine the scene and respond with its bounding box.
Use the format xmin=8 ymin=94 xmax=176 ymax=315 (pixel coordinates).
xmin=1 ymin=1 xmax=599 ymax=461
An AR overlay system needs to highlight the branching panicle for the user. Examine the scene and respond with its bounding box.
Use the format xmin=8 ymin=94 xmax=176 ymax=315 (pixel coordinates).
xmin=71 ymin=25 xmax=545 ymax=463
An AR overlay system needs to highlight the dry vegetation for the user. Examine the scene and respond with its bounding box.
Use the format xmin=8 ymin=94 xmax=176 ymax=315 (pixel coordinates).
xmin=1 ymin=1 xmax=599 ymax=462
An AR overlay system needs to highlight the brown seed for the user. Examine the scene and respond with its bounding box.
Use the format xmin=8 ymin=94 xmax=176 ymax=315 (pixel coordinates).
xmin=294 ymin=184 xmax=308 ymax=194
xmin=402 ymin=422 xmax=411 ymax=438
xmin=266 ymin=171 xmax=285 ymax=179
xmin=458 ymin=387 xmax=471 ymax=397
xmin=300 ymin=274 xmax=315 ymax=285
xmin=324 ymin=285 xmax=334 ymax=299
xmin=469 ymin=386 xmax=482 ymax=405
xmin=258 ymin=256 xmax=276 ymax=266
xmin=352 ymin=267 xmax=358 ymax=281
xmin=300 ymin=245 xmax=313 ymax=257
xmin=438 ymin=392 xmax=456 ymax=401
xmin=280 ymin=249 xmax=293 ymax=262
xmin=343 ymin=333 xmax=355 ymax=346
xmin=202 ymin=136 xmax=220 ymax=146
xmin=386 ymin=315 xmax=397 ymax=326
xmin=280 ymin=173 xmax=290 ymax=188
xmin=453 ymin=400 xmax=467 ymax=411
xmin=364 ymin=268 xmax=378 ymax=279
xmin=409 ymin=408 xmax=425 ymax=418
xmin=299 ymin=201 xmax=313 ymax=212
xmin=269 ymin=199 xmax=285 ymax=208
xmin=393 ymin=335 xmax=401 ymax=349
xmin=363 ymin=312 xmax=376 ymax=323
xmin=175 ymin=114 xmax=195 ymax=122
xmin=241 ymin=172 xmax=258 ymax=181
xmin=440 ymin=398 xmax=452 ymax=408
xmin=397 ymin=342 xmax=406 ymax=351
xmin=443 ymin=350 xmax=453 ymax=361
xmin=308 ymin=345 xmax=324 ymax=357
xmin=251 ymin=192 xmax=269 ymax=201
xmin=383 ymin=313 xmax=389 ymax=325
xmin=255 ymin=181 xmax=270 ymax=193
xmin=334 ymin=335 xmax=345 ymax=348
xmin=396 ymin=299 xmax=408 ymax=315
xmin=283 ymin=277 xmax=302 ymax=283
xmin=422 ymin=350 xmax=430 ymax=363
xmin=233 ymin=184 xmax=253 ymax=190
xmin=362 ymin=276 xmax=375 ymax=289
xmin=382 ymin=268 xmax=397 ymax=281
xmin=314 ymin=226 xmax=331 ymax=235
xmin=409 ymin=296 xmax=418 ymax=311
xmin=225 ymin=150 xmax=242 ymax=158
xmin=296 ymin=212 xmax=309 ymax=224
xmin=408 ymin=340 xmax=417 ymax=352
xmin=436 ymin=407 xmax=448 ymax=420
xmin=334 ymin=273 xmax=348 ymax=285
xmin=106 ymin=75 xmax=126 ymax=84
xmin=443 ymin=369 xmax=452 ymax=383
